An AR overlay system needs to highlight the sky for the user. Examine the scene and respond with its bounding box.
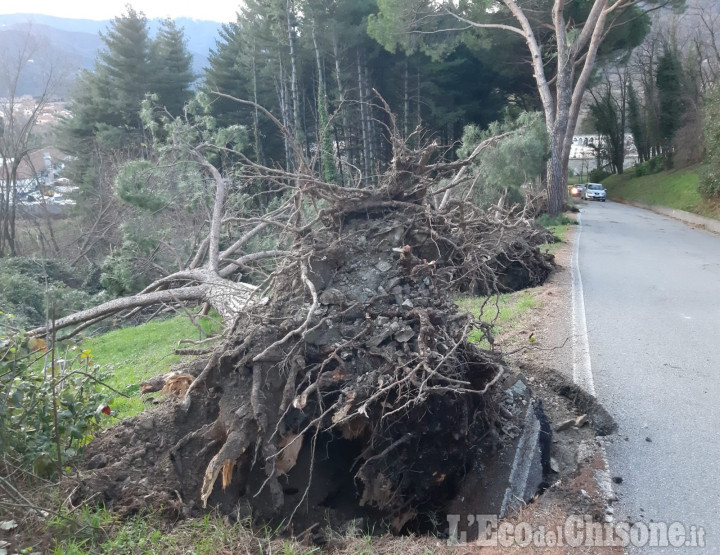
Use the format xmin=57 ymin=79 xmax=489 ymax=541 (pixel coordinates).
xmin=0 ymin=1 xmax=241 ymax=22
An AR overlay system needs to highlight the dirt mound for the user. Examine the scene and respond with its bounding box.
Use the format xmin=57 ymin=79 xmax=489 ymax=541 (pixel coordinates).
xmin=70 ymin=140 xmax=556 ymax=533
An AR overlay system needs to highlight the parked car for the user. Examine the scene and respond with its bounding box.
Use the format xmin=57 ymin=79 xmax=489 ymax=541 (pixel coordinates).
xmin=569 ymin=184 xmax=586 ymax=197
xmin=583 ymin=183 xmax=606 ymax=201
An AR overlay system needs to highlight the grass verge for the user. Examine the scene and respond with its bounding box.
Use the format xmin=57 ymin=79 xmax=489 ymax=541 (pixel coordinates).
xmin=603 ymin=165 xmax=720 ymax=220
xmin=48 ymin=508 xmax=323 ymax=555
xmin=455 ymin=213 xmax=566 ymax=349
xmin=537 ymin=212 xmax=575 ymax=252
xmin=457 ymin=290 xmax=540 ymax=348
xmin=47 ymin=507 xmax=447 ymax=554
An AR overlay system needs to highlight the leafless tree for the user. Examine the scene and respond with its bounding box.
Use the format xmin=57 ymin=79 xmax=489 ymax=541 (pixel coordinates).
xmin=433 ymin=0 xmax=674 ymax=215
xmin=0 ymin=25 xmax=64 ymax=256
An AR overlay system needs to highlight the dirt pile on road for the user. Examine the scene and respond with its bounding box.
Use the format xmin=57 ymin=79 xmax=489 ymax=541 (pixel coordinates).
xmin=70 ymin=141 xmax=556 ymax=533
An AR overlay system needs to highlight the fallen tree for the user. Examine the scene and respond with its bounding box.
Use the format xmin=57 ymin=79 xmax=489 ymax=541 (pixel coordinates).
xmin=66 ymin=107 xmax=556 ymax=532
xmin=30 ymin=100 xmax=553 ymax=340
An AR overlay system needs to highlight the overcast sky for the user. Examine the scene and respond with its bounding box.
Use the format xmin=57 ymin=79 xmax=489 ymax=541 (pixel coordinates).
xmin=0 ymin=1 xmax=241 ymax=22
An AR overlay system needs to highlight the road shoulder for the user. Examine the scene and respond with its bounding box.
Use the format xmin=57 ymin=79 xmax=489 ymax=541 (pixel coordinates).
xmin=480 ymin=220 xmax=622 ymax=553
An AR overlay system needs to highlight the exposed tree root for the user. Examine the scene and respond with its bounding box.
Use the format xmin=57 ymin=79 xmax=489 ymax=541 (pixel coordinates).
xmin=68 ymin=129 xmax=557 ymax=533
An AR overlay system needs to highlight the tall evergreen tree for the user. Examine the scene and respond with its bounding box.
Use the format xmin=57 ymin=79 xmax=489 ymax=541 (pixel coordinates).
xmin=202 ymin=0 xmax=526 ymax=183
xmin=96 ymin=7 xmax=151 ymax=131
xmin=627 ymin=81 xmax=650 ymax=162
xmin=62 ymin=8 xmax=195 ymax=176
xmin=151 ymin=19 xmax=194 ymax=117
xmin=204 ymin=20 xmax=248 ymax=128
xmin=656 ymin=46 xmax=686 ymax=152
xmin=59 ymin=8 xmax=196 ymax=267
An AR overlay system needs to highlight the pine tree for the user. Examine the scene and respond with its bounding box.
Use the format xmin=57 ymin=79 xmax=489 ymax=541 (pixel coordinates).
xmin=204 ymin=20 xmax=248 ymax=128
xmin=96 ymin=7 xmax=152 ymax=131
xmin=627 ymin=82 xmax=650 ymax=163
xmin=656 ymin=46 xmax=686 ymax=152
xmin=151 ymin=19 xmax=194 ymax=117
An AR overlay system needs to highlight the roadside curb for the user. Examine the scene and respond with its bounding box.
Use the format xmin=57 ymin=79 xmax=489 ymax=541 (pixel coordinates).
xmin=499 ymin=399 xmax=545 ymax=518
xmin=611 ymin=199 xmax=720 ymax=234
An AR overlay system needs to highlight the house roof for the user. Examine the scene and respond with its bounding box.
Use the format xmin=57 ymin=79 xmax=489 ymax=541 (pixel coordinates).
xmin=0 ymin=146 xmax=70 ymax=181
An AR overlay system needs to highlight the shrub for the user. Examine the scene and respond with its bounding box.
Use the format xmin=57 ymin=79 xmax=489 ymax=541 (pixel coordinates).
xmin=458 ymin=111 xmax=549 ymax=209
xmin=634 ymin=155 xmax=666 ymax=177
xmin=699 ymin=84 xmax=720 ymax=199
xmin=0 ymin=271 xmax=46 ymax=327
xmin=698 ymin=165 xmax=720 ymax=198
xmin=588 ymin=168 xmax=611 ymax=182
xmin=0 ymin=258 xmax=103 ymax=328
xmin=0 ymin=315 xmax=113 ymax=476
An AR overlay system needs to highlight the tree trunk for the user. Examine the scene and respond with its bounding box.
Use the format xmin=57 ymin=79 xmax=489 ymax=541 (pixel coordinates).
xmin=286 ymin=0 xmax=301 ymax=145
xmin=0 ymin=161 xmax=9 ymax=256
xmin=404 ymin=60 xmax=410 ymax=139
xmin=416 ymin=66 xmax=421 ymax=127
xmin=331 ymin=29 xmax=348 ymax=185
xmin=276 ymin=57 xmax=293 ymax=170
xmin=311 ymin=17 xmax=336 ymax=183
xmin=546 ymin=144 xmax=565 ymax=216
xmin=28 ymin=274 xmax=260 ymax=338
xmin=618 ymin=72 xmax=627 ymax=174
xmin=357 ymin=50 xmax=371 ymax=183
xmin=8 ymin=174 xmax=17 ymax=255
xmin=251 ymin=38 xmax=264 ymax=166
xmin=364 ymin=63 xmax=376 ymax=178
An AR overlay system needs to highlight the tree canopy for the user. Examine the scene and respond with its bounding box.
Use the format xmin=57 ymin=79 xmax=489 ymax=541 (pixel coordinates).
xmin=370 ymin=0 xmax=659 ymax=214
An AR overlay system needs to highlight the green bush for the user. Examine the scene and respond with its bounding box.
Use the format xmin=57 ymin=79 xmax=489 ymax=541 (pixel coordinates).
xmin=634 ymin=155 xmax=667 ymax=177
xmin=0 ymin=316 xmax=113 ymax=476
xmin=0 ymin=271 xmax=46 ymax=326
xmin=458 ymin=111 xmax=549 ymax=209
xmin=0 ymin=257 xmax=81 ymax=288
xmin=698 ymin=165 xmax=720 ymax=198
xmin=0 ymin=258 xmax=100 ymax=328
xmin=699 ymin=84 xmax=720 ymax=199
xmin=588 ymin=168 xmax=611 ymax=182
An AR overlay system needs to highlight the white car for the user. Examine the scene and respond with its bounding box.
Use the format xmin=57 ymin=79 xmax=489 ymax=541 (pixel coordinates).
xmin=583 ymin=183 xmax=606 ymax=202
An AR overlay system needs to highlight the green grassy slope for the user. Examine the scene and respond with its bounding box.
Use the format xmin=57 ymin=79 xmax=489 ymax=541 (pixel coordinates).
xmin=83 ymin=315 xmax=221 ymax=418
xmin=602 ymin=165 xmax=719 ymax=220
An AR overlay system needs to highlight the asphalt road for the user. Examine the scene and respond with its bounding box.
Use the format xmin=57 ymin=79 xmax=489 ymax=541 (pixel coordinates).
xmin=576 ymin=201 xmax=720 ymax=553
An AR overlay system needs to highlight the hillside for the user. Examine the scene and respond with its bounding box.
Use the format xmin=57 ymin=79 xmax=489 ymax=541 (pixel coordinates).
xmin=0 ymin=14 xmax=222 ymax=96
xmin=603 ymin=165 xmax=720 ymax=220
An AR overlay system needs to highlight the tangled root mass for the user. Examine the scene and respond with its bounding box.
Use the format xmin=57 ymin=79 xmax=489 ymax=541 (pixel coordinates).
xmin=74 ymin=142 xmax=556 ymax=533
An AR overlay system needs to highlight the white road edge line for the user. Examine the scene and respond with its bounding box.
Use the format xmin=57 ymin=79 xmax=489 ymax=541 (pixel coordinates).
xmin=571 ymin=212 xmax=617 ymax=506
xmin=571 ymin=212 xmax=596 ymax=393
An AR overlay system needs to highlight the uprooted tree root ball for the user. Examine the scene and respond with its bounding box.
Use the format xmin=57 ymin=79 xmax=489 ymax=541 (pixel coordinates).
xmin=69 ymin=136 xmax=556 ymax=534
